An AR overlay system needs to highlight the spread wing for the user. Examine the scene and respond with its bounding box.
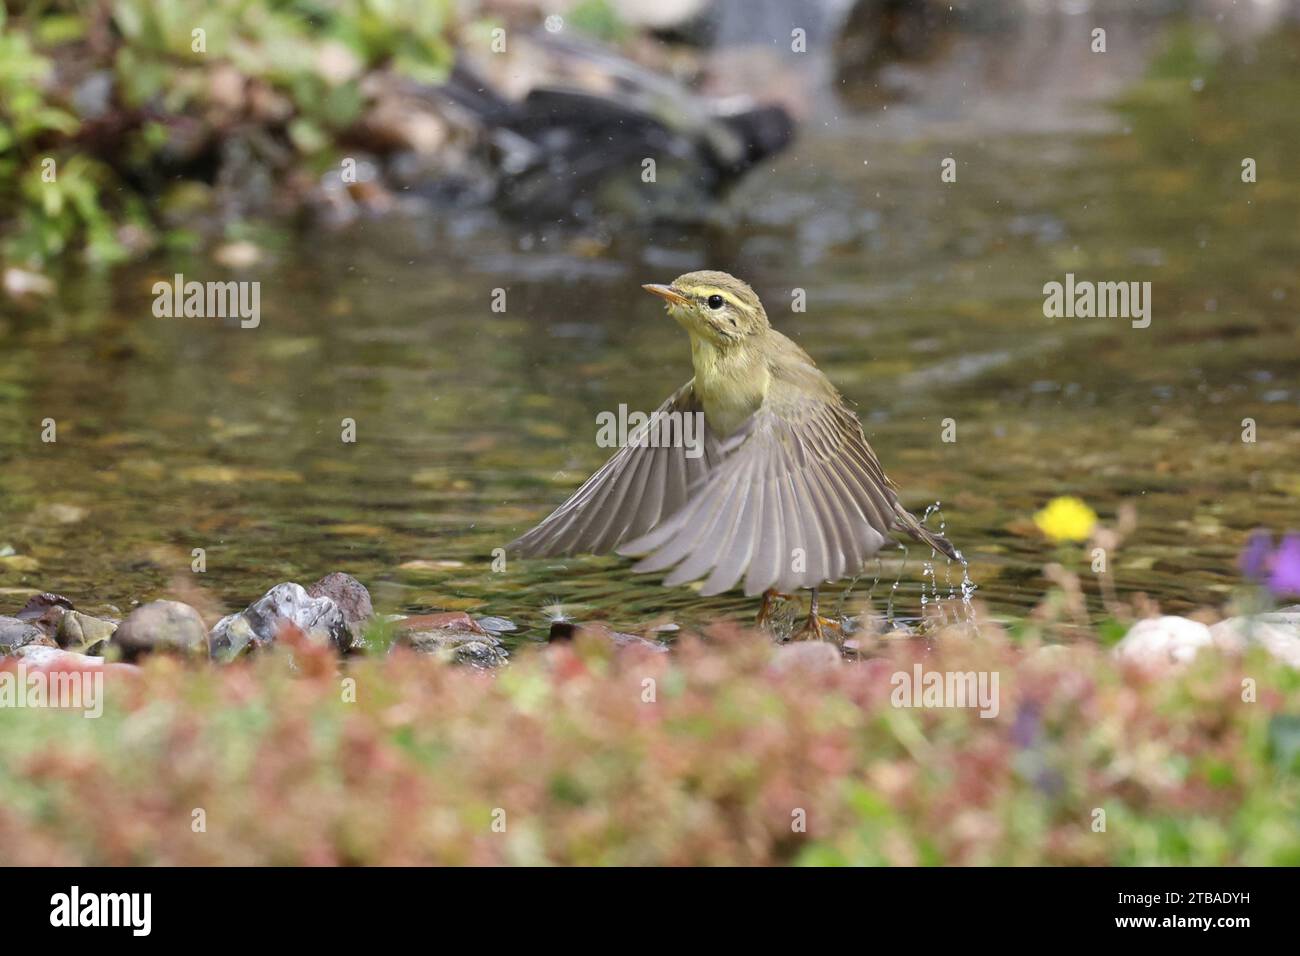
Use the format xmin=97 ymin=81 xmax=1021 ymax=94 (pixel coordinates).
xmin=616 ymin=386 xmax=956 ymax=597
xmin=510 ymin=382 xmax=723 ymax=557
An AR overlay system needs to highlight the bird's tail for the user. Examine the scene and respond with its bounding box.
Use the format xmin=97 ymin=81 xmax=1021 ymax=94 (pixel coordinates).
xmin=895 ymin=505 xmax=960 ymax=562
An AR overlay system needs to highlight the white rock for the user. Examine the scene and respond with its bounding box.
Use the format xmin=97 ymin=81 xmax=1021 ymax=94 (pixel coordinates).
xmin=1114 ymin=616 xmax=1214 ymax=667
xmin=13 ymin=644 xmax=139 ymax=674
xmin=15 ymin=645 xmax=104 ymax=668
xmin=1210 ymin=608 xmax=1300 ymax=668
xmin=611 ymin=0 xmax=708 ymax=30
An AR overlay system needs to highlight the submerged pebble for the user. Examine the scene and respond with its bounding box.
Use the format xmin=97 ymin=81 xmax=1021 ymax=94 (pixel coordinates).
xmin=394 ymin=612 xmax=508 ymax=667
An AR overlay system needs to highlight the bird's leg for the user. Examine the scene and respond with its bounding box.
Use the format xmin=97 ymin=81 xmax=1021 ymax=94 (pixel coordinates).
xmin=756 ymin=588 xmax=794 ymax=629
xmin=792 ymin=587 xmax=840 ymax=642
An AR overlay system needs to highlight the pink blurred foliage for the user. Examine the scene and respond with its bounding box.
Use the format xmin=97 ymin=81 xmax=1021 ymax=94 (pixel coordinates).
xmin=0 ymin=621 xmax=1297 ymax=866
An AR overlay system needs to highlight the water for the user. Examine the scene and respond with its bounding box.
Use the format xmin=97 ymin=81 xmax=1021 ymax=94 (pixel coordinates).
xmin=2 ymin=14 xmax=1298 ymax=643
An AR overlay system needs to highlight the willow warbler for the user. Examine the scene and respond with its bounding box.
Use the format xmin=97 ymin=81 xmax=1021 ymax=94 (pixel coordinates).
xmin=512 ymin=270 xmax=959 ymax=639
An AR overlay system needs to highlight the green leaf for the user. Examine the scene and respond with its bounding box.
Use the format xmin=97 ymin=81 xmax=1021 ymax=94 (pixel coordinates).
xmin=288 ymin=117 xmax=327 ymax=154
xmin=35 ymin=15 xmax=87 ymax=46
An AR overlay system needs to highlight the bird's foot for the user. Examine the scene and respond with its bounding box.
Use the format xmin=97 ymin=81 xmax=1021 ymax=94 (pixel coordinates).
xmin=756 ymin=589 xmax=795 ymax=629
xmin=789 ymin=613 xmax=841 ymax=643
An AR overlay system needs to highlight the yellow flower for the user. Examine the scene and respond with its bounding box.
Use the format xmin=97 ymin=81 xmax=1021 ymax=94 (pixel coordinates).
xmin=1033 ymin=496 xmax=1098 ymax=543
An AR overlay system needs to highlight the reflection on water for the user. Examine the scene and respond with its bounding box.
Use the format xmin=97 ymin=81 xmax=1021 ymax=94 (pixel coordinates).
xmin=2 ymin=16 xmax=1298 ymax=641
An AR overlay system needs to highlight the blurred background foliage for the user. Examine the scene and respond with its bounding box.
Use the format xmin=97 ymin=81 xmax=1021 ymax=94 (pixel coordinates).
xmin=0 ymin=0 xmax=462 ymax=266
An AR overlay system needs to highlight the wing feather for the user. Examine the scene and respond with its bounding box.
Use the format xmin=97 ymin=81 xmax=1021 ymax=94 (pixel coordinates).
xmin=509 ymin=382 xmax=720 ymax=557
xmin=619 ymin=384 xmax=943 ymax=596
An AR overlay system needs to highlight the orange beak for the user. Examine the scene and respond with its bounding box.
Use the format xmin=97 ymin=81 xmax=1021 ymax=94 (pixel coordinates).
xmin=642 ymin=283 xmax=689 ymax=306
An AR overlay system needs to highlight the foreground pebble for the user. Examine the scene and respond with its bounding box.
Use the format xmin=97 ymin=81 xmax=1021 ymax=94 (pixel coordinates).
xmin=110 ymin=600 xmax=207 ymax=662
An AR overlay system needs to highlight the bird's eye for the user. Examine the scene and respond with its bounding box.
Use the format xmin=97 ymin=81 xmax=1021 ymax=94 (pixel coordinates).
xmin=707 ymin=294 xmax=724 ymax=310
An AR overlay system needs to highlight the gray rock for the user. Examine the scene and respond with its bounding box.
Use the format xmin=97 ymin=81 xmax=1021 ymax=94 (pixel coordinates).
xmin=56 ymin=610 xmax=118 ymax=653
xmin=110 ymin=601 xmax=206 ymax=662
xmin=0 ymin=616 xmax=51 ymax=655
xmin=401 ymin=627 xmax=492 ymax=652
xmin=450 ymin=640 xmax=509 ymax=669
xmin=209 ymin=583 xmax=351 ymax=661
xmin=396 ymin=612 xmax=508 ymax=668
xmin=306 ymin=572 xmax=373 ymax=639
xmin=402 ymin=628 xmax=508 ymax=667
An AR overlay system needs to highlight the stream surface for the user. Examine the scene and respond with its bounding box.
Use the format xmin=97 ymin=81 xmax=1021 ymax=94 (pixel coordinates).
xmin=2 ymin=14 xmax=1298 ymax=642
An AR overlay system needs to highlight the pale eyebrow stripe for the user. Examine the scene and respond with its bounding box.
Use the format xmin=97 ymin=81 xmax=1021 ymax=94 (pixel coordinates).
xmin=695 ymin=289 xmax=747 ymax=309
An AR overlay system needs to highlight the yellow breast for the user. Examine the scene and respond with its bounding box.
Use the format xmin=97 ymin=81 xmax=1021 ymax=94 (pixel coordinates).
xmin=689 ymin=333 xmax=770 ymax=436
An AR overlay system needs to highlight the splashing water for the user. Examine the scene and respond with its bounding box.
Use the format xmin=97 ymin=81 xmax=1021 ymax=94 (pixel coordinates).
xmin=831 ymin=501 xmax=982 ymax=637
xmin=542 ymin=600 xmax=570 ymax=624
xmin=918 ymin=501 xmax=980 ymax=631
xmin=886 ymin=542 xmax=909 ymax=626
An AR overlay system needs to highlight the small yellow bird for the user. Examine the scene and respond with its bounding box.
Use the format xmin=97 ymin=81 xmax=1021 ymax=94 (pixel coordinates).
xmin=512 ymin=270 xmax=958 ymax=639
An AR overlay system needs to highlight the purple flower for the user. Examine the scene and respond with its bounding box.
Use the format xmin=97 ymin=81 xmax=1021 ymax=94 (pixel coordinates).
xmin=1240 ymin=530 xmax=1274 ymax=581
xmin=1011 ymin=702 xmax=1041 ymax=749
xmin=1268 ymin=534 xmax=1300 ymax=598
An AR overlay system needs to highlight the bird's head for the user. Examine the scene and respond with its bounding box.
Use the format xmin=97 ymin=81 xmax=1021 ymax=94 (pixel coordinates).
xmin=642 ymin=270 xmax=769 ymax=348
